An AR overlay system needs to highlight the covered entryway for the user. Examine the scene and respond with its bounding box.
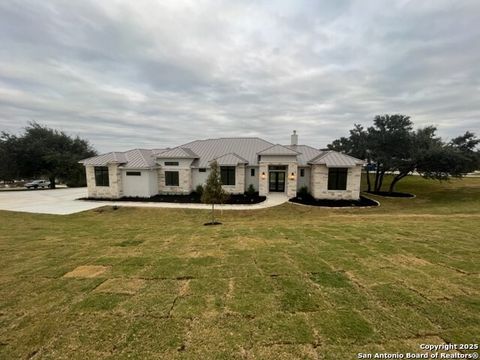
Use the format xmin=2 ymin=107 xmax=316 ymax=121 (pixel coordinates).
xmin=269 ymin=165 xmax=286 ymax=192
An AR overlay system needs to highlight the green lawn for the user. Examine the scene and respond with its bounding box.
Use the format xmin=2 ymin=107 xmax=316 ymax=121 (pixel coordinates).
xmin=0 ymin=176 xmax=479 ymax=359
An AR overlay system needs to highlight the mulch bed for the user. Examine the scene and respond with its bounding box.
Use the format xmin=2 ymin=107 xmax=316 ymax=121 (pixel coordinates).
xmin=366 ymin=191 xmax=415 ymax=198
xmin=82 ymin=193 xmax=266 ymax=205
xmin=290 ymin=195 xmax=379 ymax=207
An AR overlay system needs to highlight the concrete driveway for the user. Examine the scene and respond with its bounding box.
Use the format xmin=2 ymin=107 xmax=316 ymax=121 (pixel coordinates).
xmin=0 ymin=188 xmax=102 ymax=215
xmin=0 ymin=188 xmax=288 ymax=215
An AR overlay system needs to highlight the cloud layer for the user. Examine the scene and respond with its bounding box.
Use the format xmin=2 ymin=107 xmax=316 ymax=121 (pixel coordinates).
xmin=0 ymin=0 xmax=479 ymax=151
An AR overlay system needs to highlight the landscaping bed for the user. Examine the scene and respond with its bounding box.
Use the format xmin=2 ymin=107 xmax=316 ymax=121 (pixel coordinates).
xmin=366 ymin=191 xmax=415 ymax=198
xmin=83 ymin=193 xmax=266 ymax=205
xmin=290 ymin=194 xmax=379 ymax=207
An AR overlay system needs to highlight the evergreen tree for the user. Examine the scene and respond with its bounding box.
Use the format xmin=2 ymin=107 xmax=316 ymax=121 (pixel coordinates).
xmin=201 ymin=161 xmax=228 ymax=224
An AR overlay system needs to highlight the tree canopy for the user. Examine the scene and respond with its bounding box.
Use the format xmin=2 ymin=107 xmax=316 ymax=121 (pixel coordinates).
xmin=0 ymin=122 xmax=97 ymax=187
xmin=328 ymin=115 xmax=480 ymax=193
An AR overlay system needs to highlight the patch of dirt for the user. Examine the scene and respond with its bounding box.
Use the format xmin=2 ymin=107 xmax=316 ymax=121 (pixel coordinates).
xmin=94 ymin=278 xmax=146 ymax=295
xmin=389 ymin=254 xmax=431 ymax=266
xmin=184 ymin=249 xmax=225 ymax=258
xmin=178 ymin=279 xmax=190 ymax=296
xmin=63 ymin=265 xmax=109 ymax=278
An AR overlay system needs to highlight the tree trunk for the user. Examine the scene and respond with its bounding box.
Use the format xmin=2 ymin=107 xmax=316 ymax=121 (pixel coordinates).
xmin=388 ymin=172 xmax=408 ymax=193
xmin=365 ymin=168 xmax=371 ymax=192
xmin=376 ymin=171 xmax=386 ymax=192
xmin=49 ymin=176 xmax=56 ymax=189
xmin=374 ymin=166 xmax=380 ymax=192
xmin=211 ymin=203 xmax=215 ymax=223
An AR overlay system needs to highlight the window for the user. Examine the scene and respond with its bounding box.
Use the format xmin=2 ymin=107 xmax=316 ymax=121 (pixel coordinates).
xmin=328 ymin=168 xmax=348 ymax=190
xmin=94 ymin=166 xmax=109 ymax=186
xmin=165 ymin=171 xmax=179 ymax=186
xmin=220 ymin=166 xmax=235 ymax=185
xmin=126 ymin=171 xmax=141 ymax=176
xmin=300 ymin=168 xmax=305 ymax=177
xmin=250 ymin=168 xmax=255 ymax=177
xmin=165 ymin=161 xmax=179 ymax=166
xmin=199 ymin=168 xmax=206 ymax=172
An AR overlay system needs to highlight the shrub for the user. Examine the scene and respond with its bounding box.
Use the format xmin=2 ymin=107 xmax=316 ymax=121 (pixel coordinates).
xmin=298 ymin=186 xmax=309 ymax=198
xmin=195 ymin=184 xmax=204 ymax=196
xmin=246 ymin=184 xmax=256 ymax=196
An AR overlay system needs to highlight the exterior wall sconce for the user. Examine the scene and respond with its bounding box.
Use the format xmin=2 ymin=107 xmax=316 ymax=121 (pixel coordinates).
xmin=261 ymin=172 xmax=266 ymax=180
xmin=289 ymin=172 xmax=295 ymax=180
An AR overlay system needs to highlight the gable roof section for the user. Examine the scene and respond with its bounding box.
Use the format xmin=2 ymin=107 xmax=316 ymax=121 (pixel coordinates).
xmin=285 ymin=145 xmax=322 ymax=166
xmin=156 ymin=147 xmax=198 ymax=158
xmin=257 ymin=144 xmax=300 ymax=156
xmin=180 ymin=137 xmax=274 ymax=167
xmin=210 ymin=153 xmax=248 ymax=166
xmin=79 ymin=149 xmax=159 ymax=168
xmin=308 ymin=151 xmax=364 ymax=167
xmin=79 ymin=152 xmax=125 ymax=166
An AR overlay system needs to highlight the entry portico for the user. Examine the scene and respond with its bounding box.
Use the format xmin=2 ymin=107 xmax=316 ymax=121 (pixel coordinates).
xmin=257 ymin=144 xmax=299 ymax=198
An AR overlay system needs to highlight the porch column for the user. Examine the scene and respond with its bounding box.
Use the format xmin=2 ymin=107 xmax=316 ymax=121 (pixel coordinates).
xmin=258 ymin=163 xmax=268 ymax=196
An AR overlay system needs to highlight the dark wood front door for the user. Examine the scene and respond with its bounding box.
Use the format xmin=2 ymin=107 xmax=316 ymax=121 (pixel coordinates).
xmin=269 ymin=171 xmax=285 ymax=192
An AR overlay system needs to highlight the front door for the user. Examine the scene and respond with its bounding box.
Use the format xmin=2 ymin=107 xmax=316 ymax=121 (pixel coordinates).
xmin=269 ymin=171 xmax=285 ymax=192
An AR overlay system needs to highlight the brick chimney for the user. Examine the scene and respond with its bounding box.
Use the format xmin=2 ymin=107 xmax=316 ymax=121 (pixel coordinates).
xmin=291 ymin=130 xmax=298 ymax=146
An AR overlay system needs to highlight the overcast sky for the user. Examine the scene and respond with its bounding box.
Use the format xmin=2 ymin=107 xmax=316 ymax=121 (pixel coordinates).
xmin=0 ymin=0 xmax=479 ymax=152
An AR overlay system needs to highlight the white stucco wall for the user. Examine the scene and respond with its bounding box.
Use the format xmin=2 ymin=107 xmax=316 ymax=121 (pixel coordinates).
xmin=192 ymin=168 xmax=209 ymax=189
xmin=245 ymin=166 xmax=259 ymax=191
xmin=297 ymin=167 xmax=311 ymax=192
xmin=121 ymin=169 xmax=158 ymax=197
xmin=259 ymin=155 xmax=298 ymax=163
xmin=310 ymin=164 xmax=362 ymax=200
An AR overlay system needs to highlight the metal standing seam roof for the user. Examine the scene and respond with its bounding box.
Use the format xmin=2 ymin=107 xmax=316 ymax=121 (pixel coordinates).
xmin=285 ymin=145 xmax=323 ymax=166
xmin=210 ymin=153 xmax=249 ymax=166
xmin=178 ymin=137 xmax=274 ymax=168
xmin=79 ymin=138 xmax=364 ymax=169
xmin=156 ymin=147 xmax=199 ymax=158
xmin=308 ymin=151 xmax=364 ymax=167
xmin=79 ymin=149 xmax=158 ymax=168
xmin=257 ymin=144 xmax=300 ymax=156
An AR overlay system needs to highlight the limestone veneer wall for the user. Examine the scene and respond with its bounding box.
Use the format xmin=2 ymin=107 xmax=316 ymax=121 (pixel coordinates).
xmin=258 ymin=161 xmax=297 ymax=198
xmin=310 ymin=164 xmax=362 ymax=200
xmin=222 ymin=164 xmax=245 ymax=194
xmin=158 ymin=167 xmax=192 ymax=194
xmin=86 ymin=164 xmax=123 ymax=199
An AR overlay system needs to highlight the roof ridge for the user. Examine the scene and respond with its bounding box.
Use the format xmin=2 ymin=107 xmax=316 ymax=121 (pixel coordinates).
xmin=308 ymin=151 xmax=329 ymax=163
xmin=136 ymin=148 xmax=150 ymax=165
xmin=213 ymin=152 xmax=249 ymax=163
xmin=257 ymin=143 xmax=301 ymax=155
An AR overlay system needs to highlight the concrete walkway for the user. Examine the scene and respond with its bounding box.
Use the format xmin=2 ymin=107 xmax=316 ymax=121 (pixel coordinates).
xmin=0 ymin=188 xmax=289 ymax=215
xmin=103 ymin=192 xmax=289 ymax=211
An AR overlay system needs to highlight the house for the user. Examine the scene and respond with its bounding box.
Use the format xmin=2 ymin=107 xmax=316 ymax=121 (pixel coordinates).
xmin=79 ymin=131 xmax=364 ymax=200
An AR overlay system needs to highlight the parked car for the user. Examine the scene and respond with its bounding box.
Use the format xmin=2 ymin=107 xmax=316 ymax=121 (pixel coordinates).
xmin=25 ymin=180 xmax=51 ymax=189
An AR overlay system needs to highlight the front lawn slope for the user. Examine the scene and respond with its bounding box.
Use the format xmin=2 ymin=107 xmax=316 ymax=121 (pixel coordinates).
xmin=0 ymin=177 xmax=479 ymax=359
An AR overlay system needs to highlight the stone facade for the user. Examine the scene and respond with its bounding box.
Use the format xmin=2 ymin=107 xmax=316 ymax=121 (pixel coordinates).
xmin=286 ymin=163 xmax=298 ymax=198
xmin=258 ymin=161 xmax=297 ymax=197
xmin=84 ymin=157 xmax=362 ymax=201
xmin=158 ymin=168 xmax=192 ymax=194
xmin=222 ymin=164 xmax=245 ymax=194
xmin=258 ymin=163 xmax=269 ymax=196
xmin=86 ymin=164 xmax=123 ymax=199
xmin=310 ymin=164 xmax=362 ymax=200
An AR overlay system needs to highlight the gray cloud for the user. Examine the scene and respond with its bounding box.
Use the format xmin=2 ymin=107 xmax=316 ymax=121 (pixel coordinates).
xmin=0 ymin=0 xmax=479 ymax=152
